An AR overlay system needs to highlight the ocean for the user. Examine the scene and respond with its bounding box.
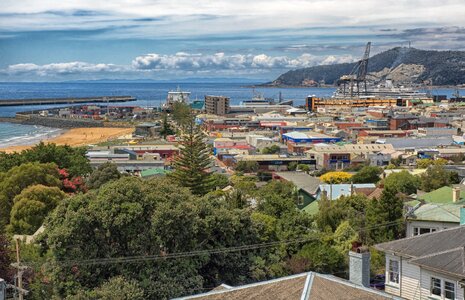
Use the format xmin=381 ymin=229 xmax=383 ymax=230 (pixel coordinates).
xmin=0 ymin=81 xmax=459 ymax=147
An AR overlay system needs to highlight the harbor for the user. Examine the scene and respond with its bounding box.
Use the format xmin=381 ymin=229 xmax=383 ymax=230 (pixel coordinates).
xmin=0 ymin=95 xmax=136 ymax=106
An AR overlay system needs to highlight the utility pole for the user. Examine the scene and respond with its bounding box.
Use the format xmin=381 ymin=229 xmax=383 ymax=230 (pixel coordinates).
xmin=11 ymin=239 xmax=28 ymax=300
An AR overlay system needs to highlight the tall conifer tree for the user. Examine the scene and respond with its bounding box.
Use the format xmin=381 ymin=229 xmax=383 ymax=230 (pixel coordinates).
xmin=169 ymin=113 xmax=212 ymax=195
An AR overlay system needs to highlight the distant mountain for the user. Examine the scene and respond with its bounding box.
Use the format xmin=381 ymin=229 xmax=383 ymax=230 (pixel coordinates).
xmin=269 ymin=47 xmax=465 ymax=86
xmin=64 ymin=77 xmax=263 ymax=84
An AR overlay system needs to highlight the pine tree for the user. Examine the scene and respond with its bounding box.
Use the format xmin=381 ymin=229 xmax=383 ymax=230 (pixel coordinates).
xmin=159 ymin=112 xmax=174 ymax=138
xmin=169 ymin=115 xmax=213 ymax=195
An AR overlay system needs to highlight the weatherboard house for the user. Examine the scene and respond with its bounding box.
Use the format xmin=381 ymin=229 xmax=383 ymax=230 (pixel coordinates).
xmin=375 ymin=226 xmax=465 ymax=300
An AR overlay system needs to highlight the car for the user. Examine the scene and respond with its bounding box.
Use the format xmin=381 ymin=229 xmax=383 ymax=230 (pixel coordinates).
xmin=370 ymin=274 xmax=385 ymax=290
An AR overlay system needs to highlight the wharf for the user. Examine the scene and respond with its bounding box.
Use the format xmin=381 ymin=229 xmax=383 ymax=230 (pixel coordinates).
xmin=0 ymin=96 xmax=136 ymax=106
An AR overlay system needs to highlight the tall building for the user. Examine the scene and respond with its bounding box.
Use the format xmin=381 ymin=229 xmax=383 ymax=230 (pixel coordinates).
xmin=205 ymin=95 xmax=230 ymax=115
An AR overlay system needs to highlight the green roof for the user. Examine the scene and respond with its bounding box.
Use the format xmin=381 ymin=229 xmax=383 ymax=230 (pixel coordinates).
xmin=409 ymin=202 xmax=465 ymax=223
xmin=418 ymin=186 xmax=465 ymax=204
xmin=190 ymin=101 xmax=205 ymax=110
xmin=140 ymin=168 xmax=168 ymax=177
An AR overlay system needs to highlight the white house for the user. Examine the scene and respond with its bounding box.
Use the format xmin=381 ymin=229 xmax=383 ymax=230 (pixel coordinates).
xmin=375 ymin=226 xmax=465 ymax=300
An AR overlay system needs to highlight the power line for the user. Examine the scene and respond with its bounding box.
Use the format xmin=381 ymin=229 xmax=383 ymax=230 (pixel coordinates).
xmin=26 ymin=218 xmax=406 ymax=268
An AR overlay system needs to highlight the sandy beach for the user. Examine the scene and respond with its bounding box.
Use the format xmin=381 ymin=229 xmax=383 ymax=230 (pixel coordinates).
xmin=0 ymin=127 xmax=134 ymax=153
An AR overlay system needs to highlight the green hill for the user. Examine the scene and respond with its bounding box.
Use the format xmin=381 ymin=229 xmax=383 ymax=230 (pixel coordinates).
xmin=270 ymin=47 xmax=465 ymax=86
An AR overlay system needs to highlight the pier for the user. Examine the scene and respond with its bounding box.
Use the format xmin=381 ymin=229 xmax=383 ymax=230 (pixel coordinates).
xmin=0 ymin=96 xmax=137 ymax=106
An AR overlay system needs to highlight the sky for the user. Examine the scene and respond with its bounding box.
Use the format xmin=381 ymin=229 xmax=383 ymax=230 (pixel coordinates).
xmin=0 ymin=0 xmax=465 ymax=82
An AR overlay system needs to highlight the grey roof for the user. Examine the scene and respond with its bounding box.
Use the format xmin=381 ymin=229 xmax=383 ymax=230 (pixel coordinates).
xmin=381 ymin=137 xmax=453 ymax=149
xmin=410 ymin=247 xmax=465 ymax=278
xmin=376 ymin=226 xmax=465 ymax=279
xmin=274 ymin=172 xmax=321 ymax=195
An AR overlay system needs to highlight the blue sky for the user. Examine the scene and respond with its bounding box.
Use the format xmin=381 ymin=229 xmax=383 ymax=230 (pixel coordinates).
xmin=1 ymin=0 xmax=465 ymax=81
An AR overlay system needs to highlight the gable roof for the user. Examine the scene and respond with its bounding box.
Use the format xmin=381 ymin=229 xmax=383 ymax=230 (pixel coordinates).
xmin=418 ymin=186 xmax=465 ymax=204
xmin=408 ymin=202 xmax=464 ymax=223
xmin=175 ymin=272 xmax=401 ymax=300
xmin=274 ymin=172 xmax=321 ymax=195
xmin=375 ymin=226 xmax=465 ymax=279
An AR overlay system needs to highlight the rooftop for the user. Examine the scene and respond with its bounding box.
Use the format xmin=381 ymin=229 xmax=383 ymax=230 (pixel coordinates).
xmin=175 ymin=272 xmax=400 ymax=300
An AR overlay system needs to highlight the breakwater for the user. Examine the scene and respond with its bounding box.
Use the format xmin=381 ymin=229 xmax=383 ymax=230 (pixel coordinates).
xmin=0 ymin=95 xmax=136 ymax=106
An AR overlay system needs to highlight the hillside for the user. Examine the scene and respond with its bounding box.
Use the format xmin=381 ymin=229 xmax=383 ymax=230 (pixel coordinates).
xmin=270 ymin=47 xmax=465 ymax=86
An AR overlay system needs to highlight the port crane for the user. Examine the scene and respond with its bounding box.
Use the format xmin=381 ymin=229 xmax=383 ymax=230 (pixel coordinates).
xmin=339 ymin=42 xmax=371 ymax=97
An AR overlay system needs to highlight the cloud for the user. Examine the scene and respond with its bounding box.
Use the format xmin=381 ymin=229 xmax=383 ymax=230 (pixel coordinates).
xmin=6 ymin=62 xmax=122 ymax=76
xmin=132 ymin=52 xmax=354 ymax=71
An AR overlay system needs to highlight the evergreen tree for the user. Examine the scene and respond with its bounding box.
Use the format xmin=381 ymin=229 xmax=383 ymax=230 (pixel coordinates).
xmin=159 ymin=112 xmax=174 ymax=138
xmin=169 ymin=116 xmax=213 ymax=195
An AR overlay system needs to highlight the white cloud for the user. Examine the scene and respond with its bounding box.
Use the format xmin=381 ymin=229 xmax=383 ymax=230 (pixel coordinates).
xmin=6 ymin=62 xmax=122 ymax=76
xmin=132 ymin=52 xmax=354 ymax=70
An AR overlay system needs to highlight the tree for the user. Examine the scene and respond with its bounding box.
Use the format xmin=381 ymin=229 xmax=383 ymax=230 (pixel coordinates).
xmin=256 ymin=181 xmax=297 ymax=219
xmin=0 ymin=234 xmax=14 ymax=282
xmin=290 ymin=241 xmax=344 ymax=274
xmin=0 ymin=142 xmax=91 ymax=177
xmin=287 ymin=162 xmax=298 ymax=171
xmin=43 ymin=177 xmax=281 ymax=299
xmin=0 ymin=162 xmax=61 ymax=231
xmin=384 ymin=170 xmax=419 ymax=194
xmin=419 ymin=164 xmax=459 ymax=192
xmin=171 ymin=102 xmax=191 ymax=127
xmin=8 ymin=185 xmax=66 ymax=234
xmin=261 ymin=145 xmax=280 ymax=154
xmin=159 ymin=112 xmax=174 ymax=138
xmin=235 ymin=161 xmax=259 ymax=173
xmin=297 ymin=164 xmax=311 ymax=172
xmin=169 ymin=117 xmax=213 ymax=196
xmin=86 ymin=162 xmax=121 ymax=190
xmin=351 ymin=166 xmax=382 ymax=184
xmin=366 ymin=188 xmax=404 ymax=244
xmin=68 ymin=276 xmax=145 ymax=300
xmin=320 ymin=171 xmax=352 ymax=184
xmin=209 ymin=173 xmax=229 ymax=190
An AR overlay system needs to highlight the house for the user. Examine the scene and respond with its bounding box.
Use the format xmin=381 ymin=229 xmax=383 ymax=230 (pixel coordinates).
xmin=405 ymin=186 xmax=465 ymax=237
xmin=317 ymin=183 xmax=377 ymax=201
xmin=273 ymin=172 xmax=321 ymax=209
xmin=175 ymin=271 xmax=401 ymax=300
xmin=375 ymin=226 xmax=465 ymax=300
xmin=234 ymin=155 xmax=316 ymax=172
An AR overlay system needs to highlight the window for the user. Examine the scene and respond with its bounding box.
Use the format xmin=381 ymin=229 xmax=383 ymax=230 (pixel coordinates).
xmin=413 ymin=227 xmax=437 ymax=236
xmin=388 ymin=259 xmax=399 ymax=284
xmin=430 ymin=278 xmax=456 ymax=299
xmin=297 ymin=195 xmax=304 ymax=206
xmin=445 ymin=281 xmax=455 ymax=300
xmin=431 ymin=277 xmax=441 ymax=297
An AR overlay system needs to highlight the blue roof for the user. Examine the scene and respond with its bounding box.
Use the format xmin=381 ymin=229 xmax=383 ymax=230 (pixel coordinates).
xmin=317 ymin=183 xmax=376 ymax=200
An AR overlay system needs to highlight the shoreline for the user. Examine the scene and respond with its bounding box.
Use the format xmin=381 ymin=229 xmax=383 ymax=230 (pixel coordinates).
xmin=0 ymin=127 xmax=134 ymax=153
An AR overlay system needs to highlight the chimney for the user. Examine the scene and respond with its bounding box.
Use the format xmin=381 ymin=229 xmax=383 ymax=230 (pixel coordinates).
xmin=453 ymin=187 xmax=461 ymax=203
xmin=349 ymin=243 xmax=371 ymax=287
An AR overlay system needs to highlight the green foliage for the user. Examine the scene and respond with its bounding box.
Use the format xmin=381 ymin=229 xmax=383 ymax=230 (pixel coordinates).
xmin=419 ymin=164 xmax=460 ymax=192
xmin=43 ymin=177 xmax=288 ymax=299
xmin=297 ymin=164 xmax=311 ymax=172
xmin=68 ymin=276 xmax=145 ymax=300
xmin=209 ymin=173 xmax=230 ymax=190
xmin=0 ymin=162 xmax=61 ymax=231
xmin=287 ymin=161 xmax=298 ymax=171
xmin=169 ymin=119 xmax=213 ymax=196
xmin=0 ymin=234 xmax=13 ymax=282
xmin=261 ymin=145 xmax=280 ymax=154
xmin=366 ymin=188 xmax=404 ymax=244
xmin=351 ymin=166 xmax=382 ymax=184
xmin=235 ymin=161 xmax=259 ymax=173
xmin=159 ymin=112 xmax=175 ymax=138
xmin=416 ymin=158 xmax=447 ymax=169
xmin=8 ymin=184 xmax=66 ymax=234
xmin=0 ymin=142 xmax=91 ymax=177
xmin=291 ymin=241 xmax=344 ymax=274
xmin=86 ymin=162 xmax=121 ymax=190
xmin=332 ymin=221 xmax=358 ymax=256
xmin=229 ymin=175 xmax=257 ymax=196
xmin=171 ymin=102 xmax=191 ymax=127
xmin=256 ymin=181 xmax=297 ymax=218
xmin=384 ymin=170 xmax=419 ymax=194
